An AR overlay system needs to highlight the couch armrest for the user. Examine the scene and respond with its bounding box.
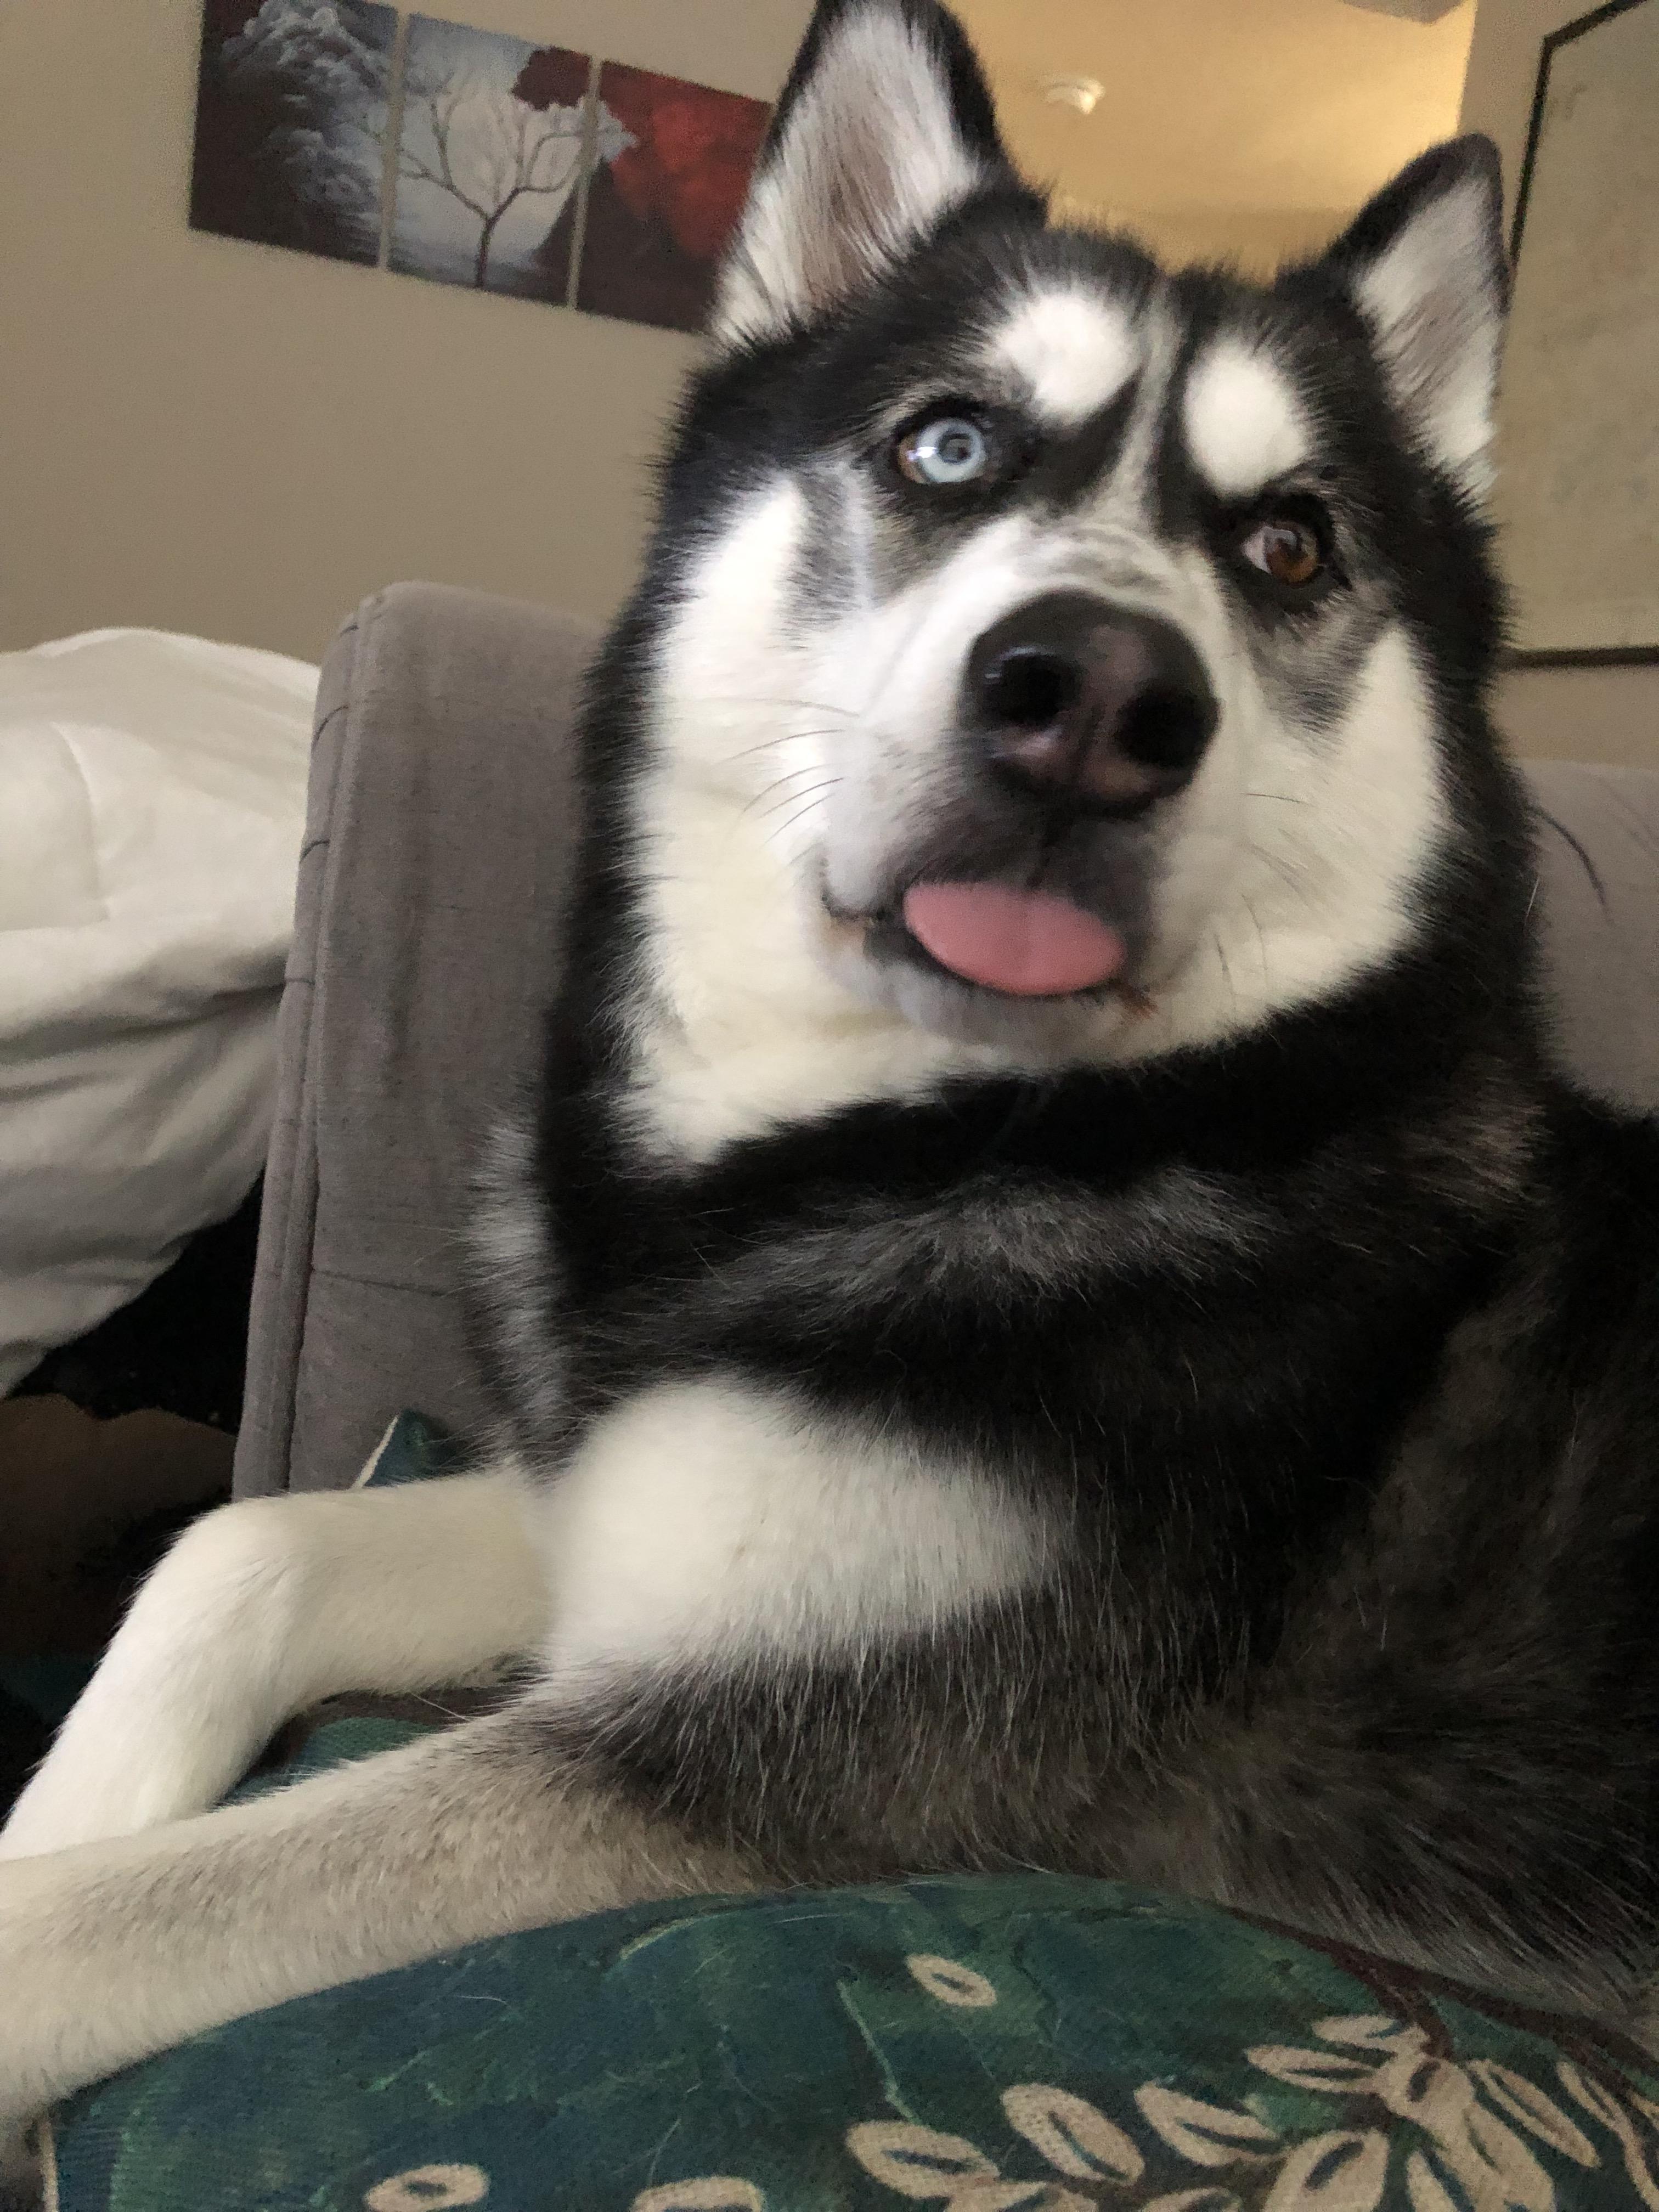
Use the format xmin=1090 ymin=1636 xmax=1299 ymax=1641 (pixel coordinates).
xmin=1527 ymin=759 xmax=1659 ymax=1116
xmin=233 ymin=584 xmax=596 ymax=1499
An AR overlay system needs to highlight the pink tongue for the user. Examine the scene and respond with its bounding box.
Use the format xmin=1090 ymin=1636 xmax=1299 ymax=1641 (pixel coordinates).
xmin=901 ymin=881 xmax=1127 ymax=997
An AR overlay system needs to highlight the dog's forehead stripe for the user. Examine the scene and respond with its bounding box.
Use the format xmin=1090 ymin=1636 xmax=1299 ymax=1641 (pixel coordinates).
xmin=1182 ymin=338 xmax=1311 ymax=498
xmin=981 ymin=289 xmax=1140 ymax=426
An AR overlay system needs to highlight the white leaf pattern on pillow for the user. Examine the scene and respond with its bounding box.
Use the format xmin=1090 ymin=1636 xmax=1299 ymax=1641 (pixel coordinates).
xmin=1261 ymin=2129 xmax=1389 ymax=2212
xmin=906 ymin=1953 xmax=1000 ymax=2008
xmin=1249 ymin=2046 xmax=1384 ymax=2095
xmin=1558 ymin=2064 xmax=1659 ymax=2210
xmin=1002 ymin=2082 xmax=1145 ymax=2181
xmin=1135 ymin=2086 xmax=1282 ymax=2165
xmin=630 ymin=2181 xmax=765 ymax=2211
xmin=363 ymin=2164 xmax=489 ymax=2210
xmin=846 ymin=2119 xmax=1073 ymax=2206
xmin=1468 ymin=2062 xmax=1598 ymax=2166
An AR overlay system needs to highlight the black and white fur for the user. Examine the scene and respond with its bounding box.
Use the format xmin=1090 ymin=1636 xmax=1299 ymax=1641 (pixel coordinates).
xmin=4 ymin=0 xmax=1658 ymax=2173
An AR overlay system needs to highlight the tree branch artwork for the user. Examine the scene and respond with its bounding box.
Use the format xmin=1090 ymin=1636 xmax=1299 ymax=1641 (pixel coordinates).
xmin=396 ymin=71 xmax=586 ymax=291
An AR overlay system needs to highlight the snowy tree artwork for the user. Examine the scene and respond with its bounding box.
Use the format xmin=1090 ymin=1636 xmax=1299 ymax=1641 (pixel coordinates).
xmin=388 ymin=19 xmax=616 ymax=302
xmin=190 ymin=0 xmax=397 ymax=266
xmin=575 ymin=65 xmax=771 ymax=333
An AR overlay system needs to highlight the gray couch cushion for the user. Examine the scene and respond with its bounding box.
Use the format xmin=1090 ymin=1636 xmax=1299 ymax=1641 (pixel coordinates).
xmin=233 ymin=584 xmax=595 ymax=1498
xmin=1528 ymin=759 xmax=1659 ymax=1114
xmin=234 ymin=587 xmax=1659 ymax=1498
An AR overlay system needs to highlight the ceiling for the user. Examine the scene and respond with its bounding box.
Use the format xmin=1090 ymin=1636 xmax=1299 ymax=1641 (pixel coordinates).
xmin=955 ymin=0 xmax=1477 ymax=273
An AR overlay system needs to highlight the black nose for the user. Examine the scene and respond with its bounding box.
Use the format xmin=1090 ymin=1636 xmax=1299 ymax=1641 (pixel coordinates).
xmin=967 ymin=592 xmax=1218 ymax=815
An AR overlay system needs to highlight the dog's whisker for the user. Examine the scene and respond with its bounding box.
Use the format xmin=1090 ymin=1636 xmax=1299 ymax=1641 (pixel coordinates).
xmin=1211 ymin=929 xmax=1237 ymax=1017
xmin=714 ymin=730 xmax=860 ymax=772
xmin=758 ymin=778 xmax=840 ymax=821
xmin=718 ymin=735 xmax=795 ymax=765
xmin=1247 ymin=842 xmax=1311 ymax=906
xmin=701 ymin=693 xmax=861 ymax=721
xmin=761 ymin=775 xmax=841 ymax=820
xmin=1241 ymin=893 xmax=1271 ymax=989
xmin=766 ymin=783 xmax=842 ymax=844
xmin=738 ymin=768 xmax=842 ymax=827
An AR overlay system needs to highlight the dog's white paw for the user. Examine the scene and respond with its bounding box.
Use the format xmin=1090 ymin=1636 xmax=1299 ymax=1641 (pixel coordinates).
xmin=0 ymin=1507 xmax=290 ymax=1859
xmin=0 ymin=1712 xmax=239 ymax=1861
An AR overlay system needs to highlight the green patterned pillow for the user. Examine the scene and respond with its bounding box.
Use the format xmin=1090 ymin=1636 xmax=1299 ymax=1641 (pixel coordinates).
xmin=46 ymin=1420 xmax=1659 ymax=2212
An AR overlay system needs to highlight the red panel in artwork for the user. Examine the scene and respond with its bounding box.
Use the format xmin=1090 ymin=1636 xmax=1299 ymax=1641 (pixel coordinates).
xmin=577 ymin=63 xmax=771 ymax=334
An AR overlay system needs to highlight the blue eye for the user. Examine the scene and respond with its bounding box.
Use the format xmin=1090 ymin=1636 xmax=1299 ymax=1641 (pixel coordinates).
xmin=897 ymin=414 xmax=991 ymax=486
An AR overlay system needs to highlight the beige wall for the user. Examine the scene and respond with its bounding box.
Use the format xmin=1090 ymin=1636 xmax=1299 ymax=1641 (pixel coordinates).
xmin=1461 ymin=0 xmax=1657 ymax=766
xmin=0 ymin=0 xmax=810 ymax=664
xmin=5 ymin=0 xmax=1652 ymax=772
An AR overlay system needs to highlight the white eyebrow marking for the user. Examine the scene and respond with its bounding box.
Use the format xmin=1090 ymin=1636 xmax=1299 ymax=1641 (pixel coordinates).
xmin=1182 ymin=338 xmax=1312 ymax=496
xmin=981 ymin=289 xmax=1141 ymax=426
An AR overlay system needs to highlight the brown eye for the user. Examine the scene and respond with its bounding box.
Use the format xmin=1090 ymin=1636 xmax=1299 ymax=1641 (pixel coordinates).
xmin=1240 ymin=516 xmax=1324 ymax=588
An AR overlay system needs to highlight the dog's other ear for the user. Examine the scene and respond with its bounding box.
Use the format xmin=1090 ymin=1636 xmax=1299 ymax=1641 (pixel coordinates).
xmin=1323 ymin=136 xmax=1508 ymax=501
xmin=710 ymin=0 xmax=1016 ymax=350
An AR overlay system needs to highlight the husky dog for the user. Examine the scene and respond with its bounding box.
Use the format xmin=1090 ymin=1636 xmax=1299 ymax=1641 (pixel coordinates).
xmin=4 ymin=0 xmax=1658 ymax=2159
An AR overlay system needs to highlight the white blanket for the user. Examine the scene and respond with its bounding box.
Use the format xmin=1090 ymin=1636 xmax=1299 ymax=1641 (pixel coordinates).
xmin=0 ymin=629 xmax=318 ymax=1395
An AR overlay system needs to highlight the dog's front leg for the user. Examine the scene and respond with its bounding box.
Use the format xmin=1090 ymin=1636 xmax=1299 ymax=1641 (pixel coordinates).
xmin=0 ymin=1701 xmax=761 ymax=2140
xmin=0 ymin=1466 xmax=548 ymax=1861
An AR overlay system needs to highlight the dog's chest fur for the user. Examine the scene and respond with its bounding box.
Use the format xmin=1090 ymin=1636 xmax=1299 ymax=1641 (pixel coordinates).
xmin=500 ymin=955 xmax=1533 ymax=1781
xmin=496 ymin=1064 xmax=1659 ymax=2021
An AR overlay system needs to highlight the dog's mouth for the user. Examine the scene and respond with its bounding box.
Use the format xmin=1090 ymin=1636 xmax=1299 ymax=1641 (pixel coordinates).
xmin=834 ymin=878 xmax=1132 ymax=1001
xmin=897 ymin=880 xmax=1127 ymax=997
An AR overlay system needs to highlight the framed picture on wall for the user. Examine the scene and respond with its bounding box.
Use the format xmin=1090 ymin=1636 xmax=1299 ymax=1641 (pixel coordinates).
xmin=190 ymin=0 xmax=398 ymax=266
xmin=187 ymin=7 xmax=772 ymax=339
xmin=1497 ymin=0 xmax=1659 ymax=665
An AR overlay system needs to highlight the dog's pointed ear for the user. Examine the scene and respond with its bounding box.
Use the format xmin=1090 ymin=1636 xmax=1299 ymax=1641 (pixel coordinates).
xmin=710 ymin=0 xmax=1016 ymax=350
xmin=1324 ymin=136 xmax=1508 ymax=501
